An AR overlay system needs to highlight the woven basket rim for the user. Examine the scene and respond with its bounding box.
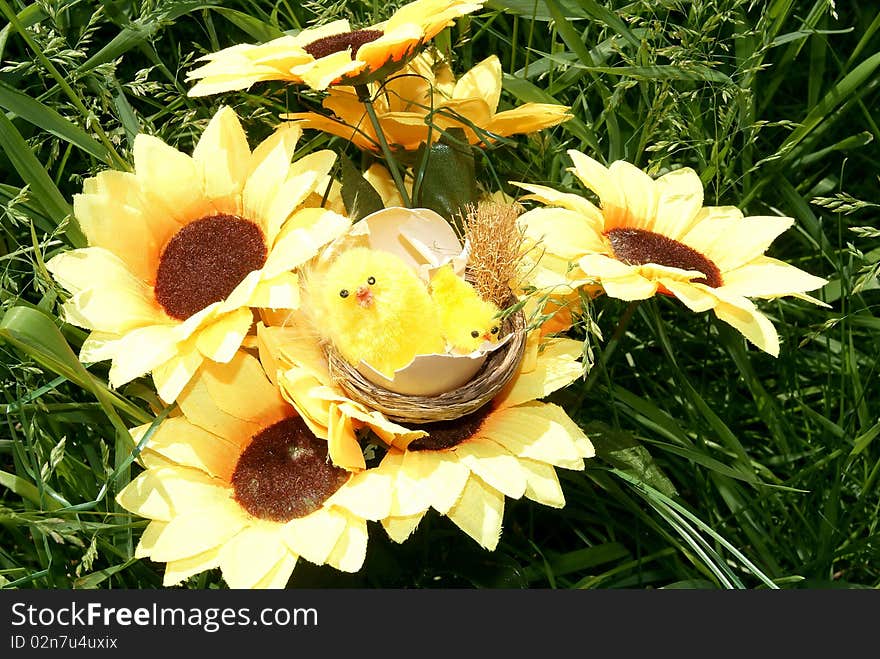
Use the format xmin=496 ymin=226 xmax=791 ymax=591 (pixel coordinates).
xmin=326 ymin=309 xmax=528 ymax=424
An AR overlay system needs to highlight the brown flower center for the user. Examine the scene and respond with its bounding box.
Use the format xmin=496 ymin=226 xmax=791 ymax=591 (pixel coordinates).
xmin=606 ymin=228 xmax=722 ymax=288
xmin=408 ymin=405 xmax=495 ymax=451
xmin=231 ymin=417 xmax=350 ymax=522
xmin=154 ymin=214 xmax=267 ymax=320
xmin=303 ymin=29 xmax=384 ymax=59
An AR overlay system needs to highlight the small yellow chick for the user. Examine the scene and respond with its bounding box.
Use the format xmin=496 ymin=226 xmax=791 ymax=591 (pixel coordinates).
xmin=312 ymin=247 xmax=445 ymax=378
xmin=430 ymin=264 xmax=502 ymax=354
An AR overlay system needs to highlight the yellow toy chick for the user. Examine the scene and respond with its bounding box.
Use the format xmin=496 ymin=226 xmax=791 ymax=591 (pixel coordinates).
xmin=430 ymin=264 xmax=502 ymax=354
xmin=312 ymin=247 xmax=446 ymax=378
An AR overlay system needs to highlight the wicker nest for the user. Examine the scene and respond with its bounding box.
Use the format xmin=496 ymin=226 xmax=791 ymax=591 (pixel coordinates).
xmin=325 ymin=309 xmax=527 ymax=424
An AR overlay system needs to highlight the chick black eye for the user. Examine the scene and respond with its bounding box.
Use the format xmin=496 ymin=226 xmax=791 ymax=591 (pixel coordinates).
xmin=339 ymin=289 xmax=349 ymax=298
xmin=367 ymin=276 xmax=376 ymax=285
xmin=471 ymin=330 xmax=480 ymax=338
xmin=491 ymin=326 xmax=499 ymax=335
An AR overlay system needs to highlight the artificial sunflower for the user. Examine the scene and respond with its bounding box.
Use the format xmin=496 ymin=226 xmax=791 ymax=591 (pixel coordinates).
xmin=283 ymin=52 xmax=571 ymax=151
xmin=378 ymin=336 xmax=594 ymax=550
xmin=257 ymin=317 xmax=427 ymax=472
xmin=514 ymin=150 xmax=828 ymax=356
xmin=187 ymin=0 xmax=485 ymax=94
xmin=116 ymin=351 xmax=393 ymax=588
xmin=47 ymin=107 xmax=349 ymax=403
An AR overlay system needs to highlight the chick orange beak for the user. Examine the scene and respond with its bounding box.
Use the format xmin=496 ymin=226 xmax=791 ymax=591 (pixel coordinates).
xmin=356 ymin=285 xmax=373 ymax=307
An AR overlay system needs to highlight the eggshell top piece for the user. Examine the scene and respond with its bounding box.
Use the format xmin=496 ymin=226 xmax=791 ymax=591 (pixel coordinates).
xmin=351 ymin=207 xmax=467 ymax=282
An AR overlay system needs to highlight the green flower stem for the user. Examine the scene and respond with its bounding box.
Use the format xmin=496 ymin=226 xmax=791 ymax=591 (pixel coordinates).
xmin=0 ymin=0 xmax=129 ymax=171
xmin=355 ymin=84 xmax=412 ymax=207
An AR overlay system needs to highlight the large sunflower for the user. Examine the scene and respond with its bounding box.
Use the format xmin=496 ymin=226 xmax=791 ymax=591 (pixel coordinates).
xmin=187 ymin=0 xmax=485 ymax=94
xmin=47 ymin=107 xmax=349 ymax=403
xmin=283 ymin=52 xmax=571 ymax=151
xmin=257 ymin=316 xmax=427 ymax=472
xmin=116 ymin=351 xmax=392 ymax=588
xmin=514 ymin=150 xmax=828 ymax=356
xmin=377 ymin=336 xmax=594 ymax=550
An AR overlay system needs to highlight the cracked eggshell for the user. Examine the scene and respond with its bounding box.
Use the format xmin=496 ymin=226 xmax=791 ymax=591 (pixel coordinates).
xmin=350 ymin=206 xmax=468 ymax=283
xmin=357 ymin=333 xmax=514 ymax=396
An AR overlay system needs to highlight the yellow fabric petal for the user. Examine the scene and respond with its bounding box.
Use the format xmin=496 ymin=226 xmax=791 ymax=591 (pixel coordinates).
xmin=453 ymin=440 xmax=527 ymax=499
xmin=249 ymin=272 xmax=301 ymax=310
xmin=484 ymin=104 xmax=571 ymax=137
xmin=182 ymin=351 xmax=289 ymax=436
xmin=47 ymin=248 xmax=160 ymax=333
xmin=607 ymin=159 xmax=659 ymax=230
xmin=135 ymin=520 xmax=167 ymax=559
xmin=140 ymin=417 xmax=241 ymax=481
xmin=519 ymin=207 xmax=607 ymax=260
xmin=364 ymin=163 xmax=404 ymax=207
xmin=453 ymin=55 xmax=501 ymax=111
xmin=325 ymin=513 xmax=369 ymax=573
xmin=394 ymin=449 xmax=471 ymax=516
xmin=354 ymin=26 xmax=422 ymax=71
xmin=133 ymin=134 xmax=207 ymax=224
xmin=327 ymin=403 xmax=366 ymax=471
xmin=652 ymin=167 xmax=704 ymax=239
xmin=382 ymin=514 xmax=424 ymax=544
xmin=151 ymin=339 xmax=204 ymax=404
xmin=494 ymin=337 xmax=584 ymax=410
xmin=252 ymin=553 xmax=297 ymax=589
xmin=292 ymin=19 xmax=351 ymax=46
xmin=282 ymin=507 xmax=347 ymax=566
xmin=192 ymin=106 xmax=250 ymax=205
xmin=683 ymin=212 xmax=793 ymax=272
xmin=195 ymin=308 xmax=254 ymax=363
xmin=218 ymin=523 xmax=288 ymax=589
xmin=519 ymin=458 xmax=566 ymax=508
xmin=115 ymin=466 xmax=229 ymax=521
xmin=248 ymin=122 xmax=302 ymax=180
xmin=446 ymin=475 xmax=505 ymax=551
xmin=511 ymin=181 xmax=603 ymax=226
xmin=284 ymin=111 xmax=377 ymax=151
xmin=567 ymin=149 xmax=622 ymax=229
xmin=149 ymin=500 xmax=247 ymax=562
xmin=713 ymin=296 xmax=780 ymax=356
xmin=480 ymin=403 xmax=586 ymax=469
xmin=107 ymin=325 xmax=182 ymax=389
xmin=79 ymin=331 xmax=120 ymax=364
xmin=600 ymin=271 xmax=660 ymax=301
xmin=326 ymin=469 xmax=391 ymax=521
xmin=162 ymin=546 xmax=222 ymax=586
xmin=291 ymin=51 xmax=365 ymax=91
xmin=242 ymin=133 xmax=302 ymax=240
xmin=719 ymin=256 xmax=827 ymax=299
xmin=263 ymin=208 xmax=350 ymax=279
xmin=660 ymin=278 xmax=719 ymax=313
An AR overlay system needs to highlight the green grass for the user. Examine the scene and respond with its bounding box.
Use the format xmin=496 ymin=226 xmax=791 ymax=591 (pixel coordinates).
xmin=1 ymin=0 xmax=878 ymax=589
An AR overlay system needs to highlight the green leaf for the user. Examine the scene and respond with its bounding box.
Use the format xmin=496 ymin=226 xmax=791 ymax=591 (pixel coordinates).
xmin=0 ymin=111 xmax=84 ymax=246
xmin=413 ymin=128 xmax=478 ymax=228
xmin=0 ymin=80 xmax=110 ymax=160
xmin=212 ymin=7 xmax=283 ymax=41
xmin=339 ymin=154 xmax=384 ymax=221
xmin=485 ymin=0 xmax=587 ymax=21
xmin=0 ymin=470 xmax=62 ymax=510
xmin=585 ymin=421 xmax=679 ymax=498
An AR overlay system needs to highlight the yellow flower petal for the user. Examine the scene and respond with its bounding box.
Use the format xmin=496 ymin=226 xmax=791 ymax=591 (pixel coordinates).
xmin=47 ymin=248 xmax=160 ymax=333
xmin=652 ymin=167 xmax=704 ymax=239
xmin=600 ymin=271 xmax=660 ymax=300
xmin=116 ymin=466 xmax=229 ymax=522
xmin=151 ymin=339 xmax=204 ymax=404
xmin=453 ymin=55 xmax=501 ymax=111
xmin=291 ymin=51 xmax=365 ymax=91
xmin=567 ymin=150 xmax=623 ymax=229
xmin=134 ymin=520 xmax=167 ymax=559
xmin=325 ymin=512 xmax=369 ymax=573
xmin=263 ymin=208 xmax=350 ymax=279
xmin=162 ymin=546 xmax=222 ymax=587
xmin=107 ymin=325 xmax=182 ymax=389
xmin=326 ymin=469 xmax=391 ymax=521
xmin=219 ymin=523 xmax=288 ymax=589
xmin=719 ymin=256 xmax=828 ymax=299
xmin=481 ymin=403 xmax=586 ymax=469
xmin=453 ymin=440 xmax=527 ymax=499
xmin=484 ymin=103 xmax=571 ymax=137
xmin=133 ymin=134 xmax=207 ymax=224
xmin=511 ymin=182 xmax=602 ymax=225
xmin=327 ymin=403 xmax=366 ymax=471
xmin=249 ymin=271 xmax=301 ymax=309
xmin=519 ymin=458 xmax=566 ymax=508
xmin=446 ymin=475 xmax=505 ymax=551
xmin=494 ymin=337 xmax=584 ymax=410
xmin=713 ymin=296 xmax=780 ymax=356
xmin=382 ymin=514 xmax=424 ymax=544
xmin=520 ymin=207 xmax=607 ymax=260
xmin=140 ymin=417 xmax=241 ymax=481
xmin=607 ymin=160 xmax=659 ymax=230
xmin=192 ymin=106 xmax=251 ymax=204
xmin=149 ymin=500 xmax=247 ymax=562
xmin=660 ymin=279 xmax=719 ymax=313
xmin=194 ymin=308 xmax=254 ymax=363
xmin=394 ymin=449 xmax=470 ymax=516
xmin=682 ymin=212 xmax=793 ymax=272
xmin=364 ymin=163 xmax=404 ymax=208
xmin=282 ymin=507 xmax=347 ymax=565
xmin=252 ymin=553 xmax=297 ymax=589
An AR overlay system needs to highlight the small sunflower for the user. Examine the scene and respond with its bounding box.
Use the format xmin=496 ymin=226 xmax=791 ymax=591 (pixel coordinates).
xmin=283 ymin=52 xmax=571 ymax=151
xmin=187 ymin=0 xmax=485 ymax=94
xmin=47 ymin=107 xmax=349 ymax=403
xmin=378 ymin=337 xmax=594 ymax=550
xmin=257 ymin=317 xmax=427 ymax=472
xmin=116 ymin=351 xmax=392 ymax=588
xmin=514 ymin=150 xmax=828 ymax=356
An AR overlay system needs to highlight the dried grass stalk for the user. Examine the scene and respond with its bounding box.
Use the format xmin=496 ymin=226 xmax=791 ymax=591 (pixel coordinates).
xmin=462 ymin=201 xmax=527 ymax=307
